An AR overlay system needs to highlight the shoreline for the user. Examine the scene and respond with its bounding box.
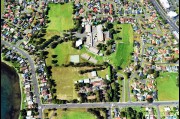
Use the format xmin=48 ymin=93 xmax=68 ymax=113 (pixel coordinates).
xmin=1 ymin=61 xmax=23 ymax=119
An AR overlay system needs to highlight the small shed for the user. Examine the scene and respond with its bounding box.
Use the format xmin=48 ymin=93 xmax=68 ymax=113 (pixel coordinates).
xmin=91 ymin=71 xmax=97 ymax=77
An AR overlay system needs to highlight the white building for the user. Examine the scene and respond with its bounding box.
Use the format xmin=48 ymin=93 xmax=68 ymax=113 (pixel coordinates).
xmin=84 ymin=78 xmax=90 ymax=83
xmin=159 ymin=0 xmax=170 ymax=9
xmin=91 ymin=71 xmax=97 ymax=77
xmin=97 ymin=25 xmax=104 ymax=42
xmin=75 ymin=39 xmax=83 ymax=47
xmin=167 ymin=11 xmax=178 ymax=18
xmin=173 ymin=31 xmax=179 ymax=39
xmin=85 ymin=24 xmax=92 ymax=33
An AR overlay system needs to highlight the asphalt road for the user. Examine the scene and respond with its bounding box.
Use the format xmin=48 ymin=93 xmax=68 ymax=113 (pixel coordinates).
xmin=1 ymin=40 xmax=43 ymax=118
xmin=150 ymin=0 xmax=179 ymax=32
xmin=41 ymin=101 xmax=179 ymax=109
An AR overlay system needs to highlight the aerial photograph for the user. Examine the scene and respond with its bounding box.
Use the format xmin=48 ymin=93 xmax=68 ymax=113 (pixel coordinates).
xmin=1 ymin=0 xmax=179 ymax=118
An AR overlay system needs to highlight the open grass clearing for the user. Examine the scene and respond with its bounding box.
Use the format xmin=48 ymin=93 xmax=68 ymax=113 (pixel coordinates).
xmin=109 ymin=24 xmax=134 ymax=68
xmin=156 ymin=72 xmax=179 ymax=101
xmin=43 ymin=108 xmax=96 ymax=119
xmin=44 ymin=3 xmax=74 ymax=40
xmin=51 ymin=66 xmax=90 ymax=100
xmin=1 ymin=0 xmax=4 ymax=14
xmin=46 ymin=42 xmax=104 ymax=66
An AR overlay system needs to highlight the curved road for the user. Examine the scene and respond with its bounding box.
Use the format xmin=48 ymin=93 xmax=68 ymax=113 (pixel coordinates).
xmin=1 ymin=40 xmax=43 ymax=118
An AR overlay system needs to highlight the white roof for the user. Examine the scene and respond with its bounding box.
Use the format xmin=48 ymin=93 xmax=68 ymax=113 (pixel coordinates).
xmin=81 ymin=54 xmax=91 ymax=60
xmin=97 ymin=25 xmax=104 ymax=41
xmin=159 ymin=0 xmax=170 ymax=9
xmin=26 ymin=96 xmax=31 ymax=101
xmin=84 ymin=78 xmax=90 ymax=83
xmin=91 ymin=71 xmax=97 ymax=77
xmin=70 ymin=55 xmax=80 ymax=63
xmin=27 ymin=111 xmax=32 ymax=116
xmin=173 ymin=31 xmax=179 ymax=39
xmin=89 ymin=47 xmax=99 ymax=54
xmin=85 ymin=24 xmax=91 ymax=33
xmin=27 ymin=100 xmax=33 ymax=105
xmin=91 ymin=77 xmax=102 ymax=82
xmin=106 ymin=75 xmax=110 ymax=80
xmin=25 ymin=84 xmax=30 ymax=89
xmin=75 ymin=39 xmax=83 ymax=47
xmin=167 ymin=11 xmax=178 ymax=18
xmin=78 ymin=80 xmax=83 ymax=83
xmin=89 ymin=57 xmax=98 ymax=64
xmin=164 ymin=107 xmax=171 ymax=111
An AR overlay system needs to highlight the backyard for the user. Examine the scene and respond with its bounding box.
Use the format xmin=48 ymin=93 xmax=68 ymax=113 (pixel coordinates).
xmin=109 ymin=24 xmax=134 ymax=68
xmin=157 ymin=72 xmax=179 ymax=101
xmin=44 ymin=3 xmax=74 ymax=39
xmin=43 ymin=108 xmax=96 ymax=119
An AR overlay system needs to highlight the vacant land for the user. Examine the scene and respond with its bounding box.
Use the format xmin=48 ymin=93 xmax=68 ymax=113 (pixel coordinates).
xmin=45 ymin=3 xmax=74 ymax=39
xmin=44 ymin=108 xmax=96 ymax=119
xmin=110 ymin=24 xmax=134 ymax=68
xmin=157 ymin=72 xmax=179 ymax=101
xmin=1 ymin=0 xmax=4 ymax=14
xmin=51 ymin=66 xmax=90 ymax=100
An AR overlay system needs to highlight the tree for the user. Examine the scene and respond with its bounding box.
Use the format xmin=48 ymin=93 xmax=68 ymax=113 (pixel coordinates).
xmin=146 ymin=97 xmax=153 ymax=103
xmin=136 ymin=112 xmax=143 ymax=119
xmin=45 ymin=113 xmax=48 ymax=117
xmin=52 ymin=60 xmax=58 ymax=64
xmin=107 ymin=39 xmax=115 ymax=46
xmin=51 ymin=88 xmax=57 ymax=93
xmin=147 ymin=69 xmax=154 ymax=74
xmin=51 ymin=55 xmax=57 ymax=58
xmin=116 ymin=37 xmax=122 ymax=40
xmin=106 ymin=50 xmax=111 ymax=55
xmin=53 ymin=113 xmax=57 ymax=116
xmin=153 ymin=71 xmax=159 ymax=78
xmin=120 ymin=111 xmax=126 ymax=117
xmin=20 ymin=109 xmax=27 ymax=117
xmin=105 ymin=22 xmax=113 ymax=29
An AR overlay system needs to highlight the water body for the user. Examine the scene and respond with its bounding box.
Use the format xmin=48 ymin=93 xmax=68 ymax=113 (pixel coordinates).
xmin=1 ymin=62 xmax=21 ymax=119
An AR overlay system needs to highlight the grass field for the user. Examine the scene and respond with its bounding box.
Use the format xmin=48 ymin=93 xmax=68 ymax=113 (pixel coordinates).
xmin=44 ymin=108 xmax=96 ymax=119
xmin=157 ymin=72 xmax=179 ymax=101
xmin=45 ymin=3 xmax=74 ymax=39
xmin=1 ymin=0 xmax=4 ymax=14
xmin=46 ymin=42 xmax=103 ymax=66
xmin=51 ymin=66 xmax=90 ymax=100
xmin=109 ymin=24 xmax=134 ymax=68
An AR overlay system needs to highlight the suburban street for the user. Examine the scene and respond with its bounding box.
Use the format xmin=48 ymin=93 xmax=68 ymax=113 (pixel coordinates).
xmin=1 ymin=40 xmax=43 ymax=118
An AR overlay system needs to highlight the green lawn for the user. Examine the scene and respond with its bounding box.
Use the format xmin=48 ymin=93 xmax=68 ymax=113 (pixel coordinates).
xmin=45 ymin=3 xmax=74 ymax=39
xmin=157 ymin=72 xmax=179 ymax=101
xmin=46 ymin=42 xmax=103 ymax=66
xmin=44 ymin=109 xmax=96 ymax=119
xmin=109 ymin=24 xmax=134 ymax=68
xmin=1 ymin=0 xmax=4 ymax=14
